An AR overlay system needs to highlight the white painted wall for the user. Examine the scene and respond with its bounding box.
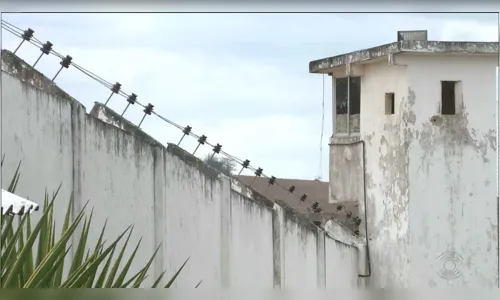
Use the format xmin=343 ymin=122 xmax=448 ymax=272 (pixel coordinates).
xmin=162 ymin=149 xmax=225 ymax=287
xmin=329 ymin=53 xmax=498 ymax=288
xmin=79 ymin=114 xmax=158 ymax=281
xmin=403 ymin=53 xmax=498 ymax=288
xmin=360 ymin=60 xmax=411 ymax=288
xmin=1 ymin=57 xmax=360 ymax=288
xmin=227 ymin=190 xmax=274 ymax=287
xmin=324 ymin=238 xmax=359 ymax=288
xmin=1 ymin=73 xmax=74 ymax=231
xmin=282 ymin=218 xmax=319 ymax=288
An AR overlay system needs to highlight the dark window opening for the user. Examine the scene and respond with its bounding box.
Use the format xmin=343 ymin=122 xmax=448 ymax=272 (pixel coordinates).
xmin=385 ymin=93 xmax=395 ymax=115
xmin=441 ymin=81 xmax=457 ymax=115
xmin=335 ymin=76 xmax=361 ymax=134
xmin=336 ymin=77 xmax=348 ymax=114
xmin=349 ymin=77 xmax=361 ymax=115
xmin=336 ymin=77 xmax=361 ymax=115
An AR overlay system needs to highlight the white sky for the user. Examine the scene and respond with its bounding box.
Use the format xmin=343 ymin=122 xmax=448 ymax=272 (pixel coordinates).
xmin=1 ymin=12 xmax=498 ymax=180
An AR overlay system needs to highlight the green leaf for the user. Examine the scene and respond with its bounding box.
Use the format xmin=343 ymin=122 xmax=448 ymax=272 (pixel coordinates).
xmin=164 ymin=258 xmax=189 ymax=288
xmin=132 ymin=243 xmax=162 ymax=287
xmin=1 ymin=216 xmax=15 ymax=249
xmin=62 ymin=227 xmax=131 ymax=288
xmin=52 ymin=192 xmax=75 ymax=286
xmin=34 ymin=245 xmax=72 ymax=288
xmin=94 ymin=245 xmax=117 ymax=288
xmin=151 ymin=270 xmax=167 ymax=288
xmin=69 ymin=209 xmax=92 ymax=274
xmin=121 ymin=268 xmax=146 ymax=288
xmin=2 ymin=196 xmax=56 ymax=287
xmin=85 ymin=219 xmax=108 ymax=288
xmin=7 ymin=161 xmax=22 ymax=193
xmin=104 ymin=226 xmax=133 ymax=288
xmin=22 ymin=201 xmax=88 ymax=288
xmin=1 ymin=164 xmax=189 ymax=289
xmin=195 ymin=280 xmax=203 ymax=288
xmin=1 ymin=213 xmax=29 ymax=276
xmin=23 ymin=214 xmax=35 ymax=279
xmin=112 ymin=237 xmax=142 ymax=287
xmin=36 ymin=187 xmax=61 ymax=267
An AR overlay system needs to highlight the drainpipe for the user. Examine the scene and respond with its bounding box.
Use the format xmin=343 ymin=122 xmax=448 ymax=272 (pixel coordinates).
xmin=347 ymin=75 xmax=351 ymax=136
xmin=496 ymin=66 xmax=499 ymax=287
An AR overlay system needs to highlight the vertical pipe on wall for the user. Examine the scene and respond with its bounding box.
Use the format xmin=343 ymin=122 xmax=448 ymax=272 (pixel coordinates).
xmin=347 ymin=75 xmax=351 ymax=136
xmin=496 ymin=66 xmax=499 ymax=287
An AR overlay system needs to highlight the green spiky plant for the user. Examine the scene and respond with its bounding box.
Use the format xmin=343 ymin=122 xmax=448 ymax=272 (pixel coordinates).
xmin=1 ymin=156 xmax=192 ymax=288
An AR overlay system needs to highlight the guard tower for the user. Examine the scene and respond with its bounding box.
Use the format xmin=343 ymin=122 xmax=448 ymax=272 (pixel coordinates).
xmin=309 ymin=30 xmax=499 ymax=288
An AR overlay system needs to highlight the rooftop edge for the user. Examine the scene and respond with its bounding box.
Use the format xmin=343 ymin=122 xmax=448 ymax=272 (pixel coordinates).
xmin=309 ymin=40 xmax=499 ymax=74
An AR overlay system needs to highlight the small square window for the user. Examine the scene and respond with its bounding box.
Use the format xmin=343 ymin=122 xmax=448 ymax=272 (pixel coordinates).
xmin=385 ymin=93 xmax=395 ymax=115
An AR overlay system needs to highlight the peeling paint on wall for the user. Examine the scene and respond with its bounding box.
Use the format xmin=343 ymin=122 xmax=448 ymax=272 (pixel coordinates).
xmin=327 ymin=53 xmax=498 ymax=288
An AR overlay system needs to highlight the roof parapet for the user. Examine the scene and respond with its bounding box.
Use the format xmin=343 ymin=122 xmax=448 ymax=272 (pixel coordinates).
xmin=309 ymin=39 xmax=498 ymax=74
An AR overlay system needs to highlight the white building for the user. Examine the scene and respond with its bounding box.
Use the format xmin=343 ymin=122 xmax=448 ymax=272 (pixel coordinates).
xmin=309 ymin=30 xmax=499 ymax=288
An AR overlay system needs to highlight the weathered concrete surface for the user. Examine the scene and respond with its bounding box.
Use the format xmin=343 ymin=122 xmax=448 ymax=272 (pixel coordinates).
xmin=360 ymin=60 xmax=411 ymax=288
xmin=335 ymin=114 xmax=360 ymax=134
xmin=327 ymin=53 xmax=498 ymax=288
xmin=280 ymin=205 xmax=319 ymax=288
xmin=78 ymin=113 xmax=158 ymax=280
xmin=1 ymin=71 xmax=75 ymax=249
xmin=330 ymin=135 xmax=364 ymax=205
xmin=309 ymin=40 xmax=499 ymax=74
xmin=162 ymin=145 xmax=226 ymax=287
xmin=325 ymin=238 xmax=359 ymax=288
xmin=402 ymin=54 xmax=498 ymax=288
xmin=227 ymin=190 xmax=275 ymax=287
xmin=2 ymin=50 xmax=360 ymax=288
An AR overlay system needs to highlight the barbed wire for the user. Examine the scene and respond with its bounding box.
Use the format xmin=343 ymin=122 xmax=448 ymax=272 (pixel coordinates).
xmin=1 ymin=20 xmax=360 ymax=231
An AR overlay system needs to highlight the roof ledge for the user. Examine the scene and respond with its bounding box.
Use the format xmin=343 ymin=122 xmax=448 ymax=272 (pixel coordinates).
xmin=309 ymin=40 xmax=499 ymax=74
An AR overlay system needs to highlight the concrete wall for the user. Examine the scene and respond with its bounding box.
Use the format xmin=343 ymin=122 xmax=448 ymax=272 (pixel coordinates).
xmin=330 ymin=60 xmax=410 ymax=287
xmin=360 ymin=60 xmax=411 ymax=288
xmin=335 ymin=114 xmax=360 ymax=134
xmin=402 ymin=53 xmax=498 ymax=288
xmin=329 ymin=54 xmax=499 ymax=288
xmin=1 ymin=51 xmax=361 ymax=288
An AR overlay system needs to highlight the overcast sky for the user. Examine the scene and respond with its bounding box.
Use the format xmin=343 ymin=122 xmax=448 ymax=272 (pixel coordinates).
xmin=1 ymin=13 xmax=498 ymax=180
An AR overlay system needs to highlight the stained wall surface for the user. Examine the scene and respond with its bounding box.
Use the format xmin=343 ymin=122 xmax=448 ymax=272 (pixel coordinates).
xmin=329 ymin=53 xmax=499 ymax=288
xmin=403 ymin=54 xmax=498 ymax=288
xmin=1 ymin=51 xmax=360 ymax=288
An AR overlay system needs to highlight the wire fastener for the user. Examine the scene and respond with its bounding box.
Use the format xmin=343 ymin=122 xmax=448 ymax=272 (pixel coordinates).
xmin=104 ymin=82 xmax=122 ymax=106
xmin=14 ymin=28 xmax=34 ymax=54
xmin=33 ymin=41 xmax=52 ymax=67
xmin=121 ymin=93 xmax=137 ymax=117
xmin=52 ymin=55 xmax=72 ymax=81
xmin=138 ymin=103 xmax=154 ymax=127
